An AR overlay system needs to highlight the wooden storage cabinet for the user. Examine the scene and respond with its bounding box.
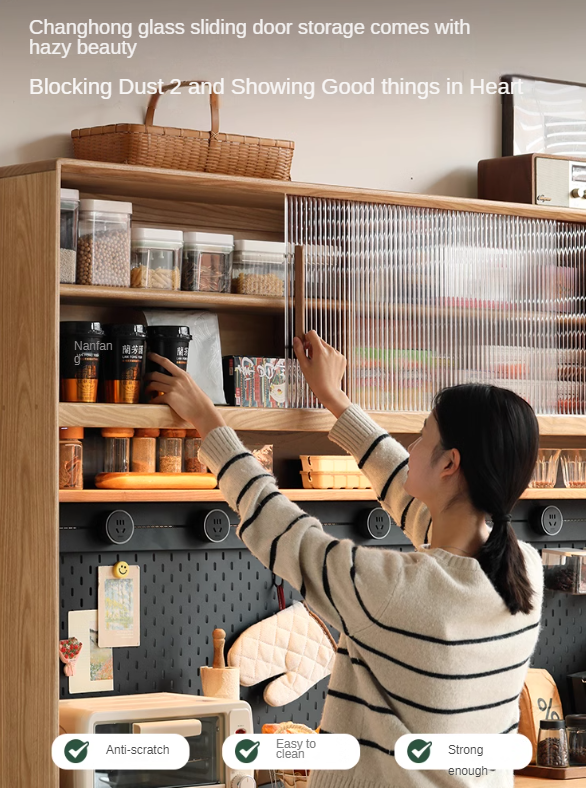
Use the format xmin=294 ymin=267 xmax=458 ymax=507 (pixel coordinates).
xmin=2 ymin=159 xmax=586 ymax=788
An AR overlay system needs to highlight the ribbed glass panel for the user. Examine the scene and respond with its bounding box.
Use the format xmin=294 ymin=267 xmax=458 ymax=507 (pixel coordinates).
xmin=285 ymin=196 xmax=586 ymax=414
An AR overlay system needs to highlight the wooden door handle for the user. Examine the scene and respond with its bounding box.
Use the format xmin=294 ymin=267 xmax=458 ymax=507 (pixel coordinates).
xmin=294 ymin=245 xmax=306 ymax=341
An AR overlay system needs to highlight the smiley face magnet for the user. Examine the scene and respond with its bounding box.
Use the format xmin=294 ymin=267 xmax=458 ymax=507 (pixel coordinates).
xmin=112 ymin=561 xmax=129 ymax=579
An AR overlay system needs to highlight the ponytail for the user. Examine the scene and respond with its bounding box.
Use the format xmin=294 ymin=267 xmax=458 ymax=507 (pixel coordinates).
xmin=433 ymin=385 xmax=539 ymax=616
xmin=476 ymin=515 xmax=534 ymax=615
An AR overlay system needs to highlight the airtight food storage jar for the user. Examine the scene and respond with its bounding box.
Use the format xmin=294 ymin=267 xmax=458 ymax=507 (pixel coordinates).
xmin=182 ymin=232 xmax=233 ymax=292
xmin=77 ymin=199 xmax=132 ymax=287
xmin=232 ymin=240 xmax=286 ymax=296
xmin=60 ymin=188 xmax=79 ymax=284
xmin=131 ymin=228 xmax=183 ymax=290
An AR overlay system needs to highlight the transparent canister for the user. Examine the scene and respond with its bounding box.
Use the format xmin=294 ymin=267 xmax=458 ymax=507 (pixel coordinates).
xmin=102 ymin=428 xmax=134 ymax=473
xmin=131 ymin=428 xmax=159 ymax=474
xmin=567 ymin=715 xmax=586 ymax=765
xmin=77 ymin=199 xmax=132 ymax=287
xmin=60 ymin=188 xmax=79 ymax=284
xmin=184 ymin=429 xmax=207 ymax=473
xmin=59 ymin=427 xmax=83 ymax=490
xmin=542 ymin=548 xmax=586 ymax=593
xmin=182 ymin=232 xmax=233 ymax=292
xmin=537 ymin=719 xmax=569 ymax=767
xmin=158 ymin=429 xmax=186 ymax=473
xmin=131 ymin=228 xmax=183 ymax=290
xmin=232 ymin=240 xmax=286 ymax=296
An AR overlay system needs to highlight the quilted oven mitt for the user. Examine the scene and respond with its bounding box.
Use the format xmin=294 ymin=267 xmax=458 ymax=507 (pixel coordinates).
xmin=227 ymin=601 xmax=337 ymax=706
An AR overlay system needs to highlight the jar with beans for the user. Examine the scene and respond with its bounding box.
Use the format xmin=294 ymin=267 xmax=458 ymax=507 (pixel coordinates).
xmin=232 ymin=240 xmax=286 ymax=297
xmin=77 ymin=199 xmax=132 ymax=287
xmin=537 ymin=719 xmax=569 ymax=768
xmin=131 ymin=228 xmax=183 ymax=290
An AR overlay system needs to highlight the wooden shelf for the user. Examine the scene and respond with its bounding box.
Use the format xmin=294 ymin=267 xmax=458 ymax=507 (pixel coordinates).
xmin=58 ymin=487 xmax=586 ymax=503
xmin=59 ymin=488 xmax=378 ymax=503
xmin=59 ymin=402 xmax=586 ymax=435
xmin=60 ymin=284 xmax=284 ymax=314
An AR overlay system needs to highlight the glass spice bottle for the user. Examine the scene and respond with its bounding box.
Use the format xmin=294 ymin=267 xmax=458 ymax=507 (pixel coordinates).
xmin=102 ymin=428 xmax=134 ymax=473
xmin=537 ymin=719 xmax=569 ymax=768
xmin=131 ymin=429 xmax=160 ymax=474
xmin=59 ymin=427 xmax=84 ymax=489
xmin=184 ymin=429 xmax=207 ymax=473
xmin=158 ymin=429 xmax=186 ymax=473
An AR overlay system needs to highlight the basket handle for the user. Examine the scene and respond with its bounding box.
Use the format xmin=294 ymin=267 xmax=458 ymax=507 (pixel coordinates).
xmin=145 ymin=81 xmax=220 ymax=136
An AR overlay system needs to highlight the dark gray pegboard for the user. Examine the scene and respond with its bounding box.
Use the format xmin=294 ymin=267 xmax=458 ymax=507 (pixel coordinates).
xmin=60 ymin=500 xmax=586 ymax=729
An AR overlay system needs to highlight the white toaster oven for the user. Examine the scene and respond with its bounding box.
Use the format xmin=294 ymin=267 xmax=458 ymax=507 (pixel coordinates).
xmin=59 ymin=692 xmax=256 ymax=788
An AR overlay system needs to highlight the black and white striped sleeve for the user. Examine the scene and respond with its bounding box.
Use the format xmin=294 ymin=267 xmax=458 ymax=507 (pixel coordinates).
xmin=199 ymin=425 xmax=406 ymax=636
xmin=328 ymin=404 xmax=432 ymax=549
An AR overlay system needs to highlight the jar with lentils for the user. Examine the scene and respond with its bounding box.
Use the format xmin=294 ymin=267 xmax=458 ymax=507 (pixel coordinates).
xmin=77 ymin=199 xmax=132 ymax=287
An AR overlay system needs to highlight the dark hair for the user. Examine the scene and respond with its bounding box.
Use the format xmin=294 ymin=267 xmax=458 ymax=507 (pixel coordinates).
xmin=432 ymin=384 xmax=539 ymax=615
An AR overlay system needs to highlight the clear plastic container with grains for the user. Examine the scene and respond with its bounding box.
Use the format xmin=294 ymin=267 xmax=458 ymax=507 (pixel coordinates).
xmin=131 ymin=228 xmax=183 ymax=290
xmin=77 ymin=199 xmax=132 ymax=287
xmin=232 ymin=240 xmax=286 ymax=297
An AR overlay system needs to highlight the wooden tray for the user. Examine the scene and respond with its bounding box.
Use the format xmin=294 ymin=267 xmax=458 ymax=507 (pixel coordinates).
xmin=96 ymin=473 xmax=218 ymax=490
xmin=517 ymin=765 xmax=586 ymax=780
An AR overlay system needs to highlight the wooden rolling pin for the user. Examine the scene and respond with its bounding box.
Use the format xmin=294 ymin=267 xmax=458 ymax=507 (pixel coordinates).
xmin=200 ymin=628 xmax=240 ymax=699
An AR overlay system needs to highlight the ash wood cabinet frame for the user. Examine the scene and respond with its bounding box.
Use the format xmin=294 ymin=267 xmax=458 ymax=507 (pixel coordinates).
xmin=2 ymin=158 xmax=586 ymax=788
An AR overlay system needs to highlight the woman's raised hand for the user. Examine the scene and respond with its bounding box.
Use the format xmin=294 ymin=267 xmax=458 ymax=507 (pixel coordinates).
xmin=293 ymin=330 xmax=351 ymax=418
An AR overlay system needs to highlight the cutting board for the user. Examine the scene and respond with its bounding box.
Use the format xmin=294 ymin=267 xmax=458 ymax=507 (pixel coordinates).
xmin=517 ymin=765 xmax=586 ymax=780
xmin=96 ymin=472 xmax=218 ymax=490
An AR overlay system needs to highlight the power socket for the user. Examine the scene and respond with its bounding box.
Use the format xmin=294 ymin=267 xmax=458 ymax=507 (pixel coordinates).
xmin=201 ymin=509 xmax=231 ymax=543
xmin=104 ymin=510 xmax=135 ymax=545
xmin=360 ymin=507 xmax=392 ymax=540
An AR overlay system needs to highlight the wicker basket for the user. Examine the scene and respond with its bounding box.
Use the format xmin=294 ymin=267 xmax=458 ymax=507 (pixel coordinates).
xmin=71 ymin=80 xmax=294 ymax=180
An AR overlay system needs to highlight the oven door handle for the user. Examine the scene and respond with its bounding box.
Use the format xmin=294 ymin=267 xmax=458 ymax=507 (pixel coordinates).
xmin=132 ymin=719 xmax=203 ymax=737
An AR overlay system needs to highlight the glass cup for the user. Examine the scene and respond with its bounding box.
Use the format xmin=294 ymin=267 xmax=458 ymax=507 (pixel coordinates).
xmin=561 ymin=449 xmax=586 ymax=488
xmin=529 ymin=449 xmax=561 ymax=488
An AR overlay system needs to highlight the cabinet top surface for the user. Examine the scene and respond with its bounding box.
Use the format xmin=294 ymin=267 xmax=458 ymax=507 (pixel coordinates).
xmin=3 ymin=158 xmax=586 ymax=221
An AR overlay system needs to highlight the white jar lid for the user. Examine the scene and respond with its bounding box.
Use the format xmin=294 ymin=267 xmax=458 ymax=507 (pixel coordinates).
xmin=61 ymin=188 xmax=79 ymax=201
xmin=79 ymin=199 xmax=133 ymax=214
xmin=183 ymin=231 xmax=234 ymax=247
xmin=234 ymin=240 xmax=286 ymax=254
xmin=132 ymin=228 xmax=183 ymax=243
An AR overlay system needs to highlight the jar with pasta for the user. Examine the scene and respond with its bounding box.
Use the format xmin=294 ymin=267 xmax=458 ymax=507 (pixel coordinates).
xmin=59 ymin=427 xmax=84 ymax=489
xmin=232 ymin=240 xmax=286 ymax=297
xmin=158 ymin=429 xmax=186 ymax=473
xmin=182 ymin=232 xmax=233 ymax=292
xmin=131 ymin=228 xmax=183 ymax=290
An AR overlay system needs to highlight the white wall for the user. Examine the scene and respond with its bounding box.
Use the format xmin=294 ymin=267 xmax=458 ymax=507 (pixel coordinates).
xmin=2 ymin=0 xmax=585 ymax=196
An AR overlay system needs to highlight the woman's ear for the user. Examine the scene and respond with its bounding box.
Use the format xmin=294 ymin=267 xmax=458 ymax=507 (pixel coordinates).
xmin=439 ymin=448 xmax=461 ymax=478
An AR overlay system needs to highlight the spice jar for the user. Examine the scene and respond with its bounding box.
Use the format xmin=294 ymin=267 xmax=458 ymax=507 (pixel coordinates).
xmin=59 ymin=427 xmax=83 ymax=489
xmin=131 ymin=228 xmax=183 ymax=290
xmin=232 ymin=240 xmax=286 ymax=296
xmin=102 ymin=324 xmax=147 ymax=404
xmin=132 ymin=429 xmax=160 ymax=474
xmin=182 ymin=232 xmax=233 ymax=292
xmin=158 ymin=429 xmax=186 ymax=473
xmin=60 ymin=321 xmax=106 ymax=402
xmin=184 ymin=429 xmax=207 ymax=473
xmin=567 ymin=715 xmax=586 ymax=764
xmin=102 ymin=428 xmax=134 ymax=473
xmin=537 ymin=719 xmax=569 ymax=767
xmin=60 ymin=189 xmax=79 ymax=284
xmin=77 ymin=199 xmax=132 ymax=287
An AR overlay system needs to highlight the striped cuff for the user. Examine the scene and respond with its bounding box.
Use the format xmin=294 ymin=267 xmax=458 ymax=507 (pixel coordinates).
xmin=328 ymin=404 xmax=386 ymax=458
xmin=199 ymin=426 xmax=248 ymax=477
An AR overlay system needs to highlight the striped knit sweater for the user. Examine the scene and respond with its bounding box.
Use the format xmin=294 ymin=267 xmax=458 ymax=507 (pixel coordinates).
xmin=199 ymin=403 xmax=544 ymax=788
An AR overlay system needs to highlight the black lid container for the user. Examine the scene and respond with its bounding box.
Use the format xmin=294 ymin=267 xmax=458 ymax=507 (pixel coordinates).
xmin=145 ymin=326 xmax=192 ymax=399
xmin=102 ymin=324 xmax=147 ymax=404
xmin=60 ymin=321 xmax=106 ymax=403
